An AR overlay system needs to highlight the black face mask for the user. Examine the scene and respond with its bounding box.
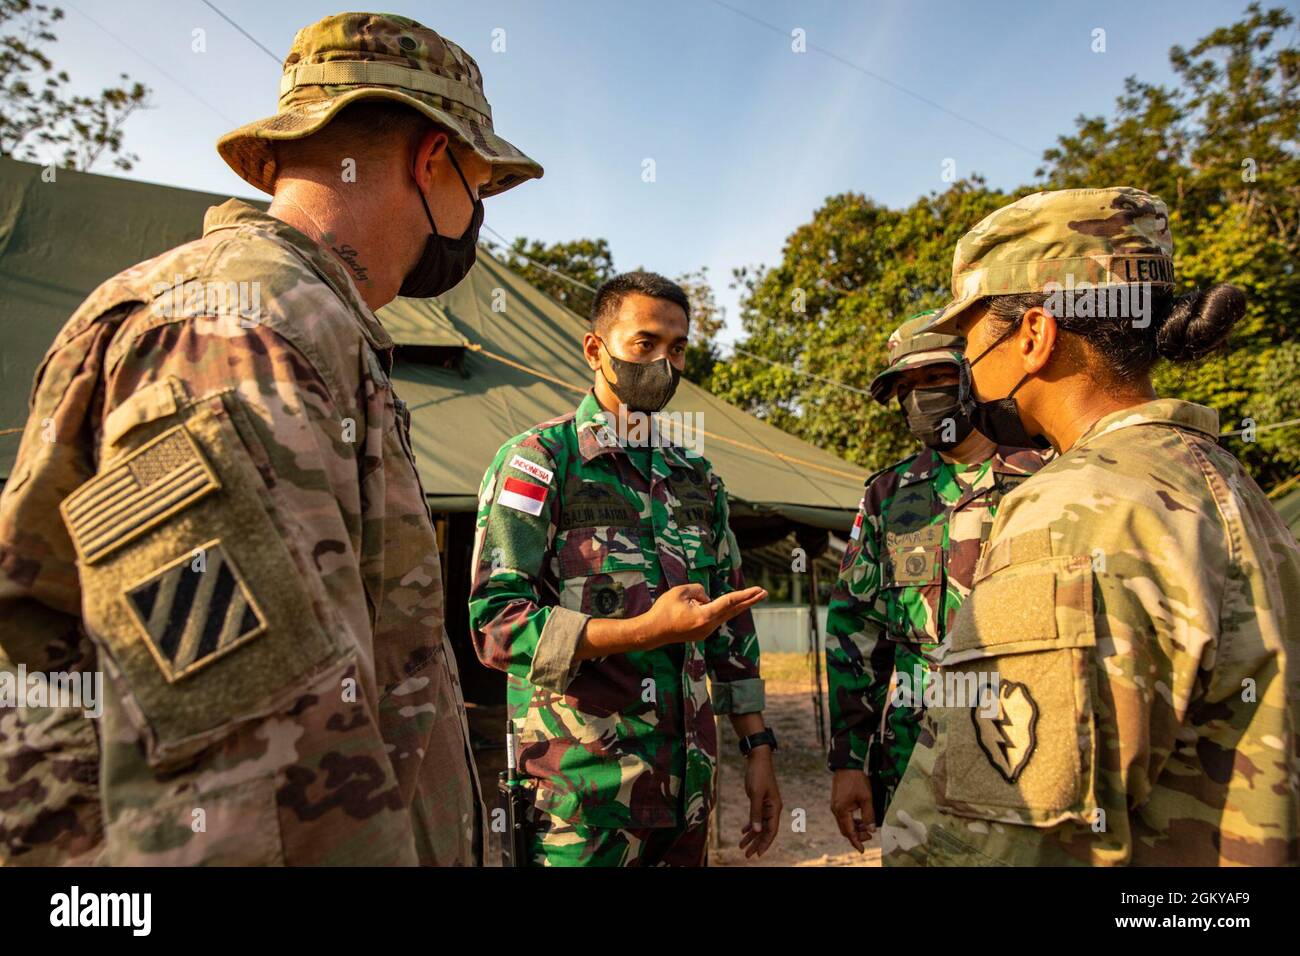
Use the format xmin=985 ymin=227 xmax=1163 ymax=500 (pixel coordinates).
xmin=596 ymin=338 xmax=682 ymax=413
xmin=960 ymin=325 xmax=1052 ymax=450
xmin=398 ymin=148 xmax=484 ymax=298
xmin=900 ymin=383 xmax=975 ymax=450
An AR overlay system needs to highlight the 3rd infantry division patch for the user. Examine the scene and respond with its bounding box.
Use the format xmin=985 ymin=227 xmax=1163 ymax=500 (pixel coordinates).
xmin=122 ymin=540 xmax=267 ymax=683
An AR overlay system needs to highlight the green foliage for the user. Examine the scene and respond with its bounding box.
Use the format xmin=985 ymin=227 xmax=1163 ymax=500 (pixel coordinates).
xmin=498 ymin=236 xmax=615 ymax=319
xmin=0 ymin=1 xmax=151 ymax=171
xmin=712 ymin=3 xmax=1299 ymax=489
xmin=711 ymin=181 xmax=1012 ymax=471
xmin=676 ymin=267 xmax=724 ymax=388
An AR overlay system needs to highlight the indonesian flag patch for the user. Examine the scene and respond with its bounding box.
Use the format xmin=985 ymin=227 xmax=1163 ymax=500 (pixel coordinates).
xmin=498 ymin=475 xmax=548 ymax=516
xmin=850 ymin=511 xmax=864 ymax=541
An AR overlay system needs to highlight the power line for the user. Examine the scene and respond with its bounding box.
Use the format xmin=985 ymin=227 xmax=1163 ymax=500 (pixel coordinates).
xmin=1220 ymin=417 xmax=1300 ymax=438
xmin=708 ymin=0 xmax=1039 ymax=158
xmin=732 ymin=347 xmax=874 ymax=397
xmin=65 ymin=1 xmax=240 ymax=126
xmin=480 ymin=225 xmax=599 ymax=294
xmin=197 ymin=0 xmax=282 ymax=66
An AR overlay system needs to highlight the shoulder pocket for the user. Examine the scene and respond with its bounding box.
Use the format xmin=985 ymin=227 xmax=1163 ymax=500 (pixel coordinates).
xmin=62 ymin=392 xmax=346 ymax=767
xmin=933 ymin=554 xmax=1099 ymax=828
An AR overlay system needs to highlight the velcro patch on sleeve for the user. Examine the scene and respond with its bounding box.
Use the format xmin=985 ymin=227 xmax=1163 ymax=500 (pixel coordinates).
xmin=61 ymin=425 xmax=220 ymax=565
xmin=508 ymin=453 xmax=553 ymax=485
xmin=498 ymin=475 xmax=548 ymax=516
xmin=122 ymin=539 xmax=267 ymax=683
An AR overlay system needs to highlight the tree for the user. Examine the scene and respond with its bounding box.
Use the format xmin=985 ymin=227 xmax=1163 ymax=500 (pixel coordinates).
xmin=1039 ymin=2 xmax=1299 ymax=487
xmin=676 ymin=267 xmax=724 ymax=387
xmin=498 ymin=236 xmax=615 ymax=318
xmin=0 ymin=0 xmax=151 ymax=172
xmin=712 ymin=4 xmax=1299 ymax=488
xmin=710 ymin=180 xmax=1011 ymax=471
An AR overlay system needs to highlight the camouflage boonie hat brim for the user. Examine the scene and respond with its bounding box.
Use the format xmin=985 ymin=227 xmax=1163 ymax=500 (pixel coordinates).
xmin=869 ymin=310 xmax=965 ymax=404
xmin=925 ymin=187 xmax=1174 ymax=336
xmin=217 ymin=13 xmax=542 ymax=197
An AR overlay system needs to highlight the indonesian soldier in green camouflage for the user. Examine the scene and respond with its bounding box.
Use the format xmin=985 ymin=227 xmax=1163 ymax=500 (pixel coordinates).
xmin=883 ymin=186 xmax=1300 ymax=865
xmin=825 ymin=312 xmax=1050 ymax=852
xmin=0 ymin=12 xmax=541 ymax=865
xmin=468 ymin=272 xmax=780 ymax=866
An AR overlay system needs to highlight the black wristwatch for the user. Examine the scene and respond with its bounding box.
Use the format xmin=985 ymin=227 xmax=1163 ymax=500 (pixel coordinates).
xmin=738 ymin=728 xmax=778 ymax=757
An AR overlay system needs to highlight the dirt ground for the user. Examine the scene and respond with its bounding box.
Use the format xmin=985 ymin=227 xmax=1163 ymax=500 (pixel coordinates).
xmin=468 ymin=651 xmax=881 ymax=867
xmin=711 ymin=652 xmax=880 ymax=867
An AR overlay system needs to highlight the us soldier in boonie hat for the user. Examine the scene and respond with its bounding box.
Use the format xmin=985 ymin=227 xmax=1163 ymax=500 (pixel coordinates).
xmin=218 ymin=11 xmax=542 ymax=196
xmin=922 ymin=186 xmax=1174 ymax=336
xmin=0 ymin=12 xmax=530 ymax=867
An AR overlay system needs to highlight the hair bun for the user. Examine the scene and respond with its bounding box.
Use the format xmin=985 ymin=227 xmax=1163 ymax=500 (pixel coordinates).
xmin=1155 ymin=284 xmax=1245 ymax=362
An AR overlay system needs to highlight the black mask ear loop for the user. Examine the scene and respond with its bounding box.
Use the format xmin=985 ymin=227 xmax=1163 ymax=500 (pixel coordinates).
xmin=967 ymin=319 xmax=1034 ymax=399
xmin=412 ymin=145 xmax=477 ymax=238
xmin=593 ymin=336 xmax=621 ymax=392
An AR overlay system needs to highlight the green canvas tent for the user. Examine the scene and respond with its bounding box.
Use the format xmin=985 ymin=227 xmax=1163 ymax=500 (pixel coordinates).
xmin=0 ymin=157 xmax=861 ymax=528
xmin=0 ymin=158 xmax=859 ymax=710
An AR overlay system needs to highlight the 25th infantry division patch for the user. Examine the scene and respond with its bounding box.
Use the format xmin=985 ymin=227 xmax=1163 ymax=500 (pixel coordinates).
xmin=970 ymin=679 xmax=1039 ymax=784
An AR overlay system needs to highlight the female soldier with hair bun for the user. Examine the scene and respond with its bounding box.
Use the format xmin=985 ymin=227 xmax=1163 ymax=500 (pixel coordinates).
xmin=882 ymin=187 xmax=1300 ymax=867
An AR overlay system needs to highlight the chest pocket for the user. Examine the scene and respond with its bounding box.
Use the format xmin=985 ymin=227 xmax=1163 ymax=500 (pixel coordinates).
xmin=881 ymin=525 xmax=945 ymax=645
xmin=556 ymin=535 xmax=649 ymax=619
xmin=671 ymin=465 xmax=717 ymax=587
xmin=555 ymin=479 xmax=650 ymax=619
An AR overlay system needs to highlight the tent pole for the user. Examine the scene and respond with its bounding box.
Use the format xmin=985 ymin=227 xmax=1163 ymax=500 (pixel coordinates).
xmin=808 ymin=561 xmax=826 ymax=749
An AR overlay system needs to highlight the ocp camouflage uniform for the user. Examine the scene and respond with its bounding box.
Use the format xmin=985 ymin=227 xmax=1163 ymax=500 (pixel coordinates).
xmin=882 ymin=187 xmax=1300 ymax=865
xmin=826 ymin=448 xmax=1047 ymax=815
xmin=0 ymin=200 xmax=483 ymax=865
xmin=468 ymin=391 xmax=764 ymax=866
xmin=884 ymin=401 xmax=1300 ymax=865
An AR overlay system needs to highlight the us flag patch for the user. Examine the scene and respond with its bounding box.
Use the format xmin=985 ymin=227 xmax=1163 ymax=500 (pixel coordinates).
xmin=122 ymin=540 xmax=267 ymax=682
xmin=498 ymin=475 xmax=547 ymax=516
xmin=61 ymin=425 xmax=219 ymax=565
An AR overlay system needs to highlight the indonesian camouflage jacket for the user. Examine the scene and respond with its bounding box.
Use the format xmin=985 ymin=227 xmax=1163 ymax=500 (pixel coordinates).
xmin=825 ymin=445 xmax=1050 ymax=771
xmin=468 ymin=391 xmax=764 ymax=829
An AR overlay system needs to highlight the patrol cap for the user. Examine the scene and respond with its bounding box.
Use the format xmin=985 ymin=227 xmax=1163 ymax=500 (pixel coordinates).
xmin=868 ymin=310 xmax=965 ymax=404
xmin=923 ymin=187 xmax=1174 ymax=336
xmin=217 ymin=12 xmax=542 ymax=197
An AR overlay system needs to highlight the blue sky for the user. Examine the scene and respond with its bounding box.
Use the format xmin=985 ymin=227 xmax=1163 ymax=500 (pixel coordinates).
xmin=43 ymin=0 xmax=1249 ymax=343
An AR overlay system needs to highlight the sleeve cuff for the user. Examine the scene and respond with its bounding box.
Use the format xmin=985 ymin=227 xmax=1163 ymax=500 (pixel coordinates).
xmin=711 ymin=677 xmax=766 ymax=715
xmin=527 ymin=607 xmax=589 ymax=694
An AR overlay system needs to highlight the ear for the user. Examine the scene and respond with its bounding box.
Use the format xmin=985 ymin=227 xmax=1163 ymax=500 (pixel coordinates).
xmin=1019 ymin=306 xmax=1057 ymax=374
xmin=582 ymin=330 xmax=603 ymax=372
xmin=412 ymin=128 xmax=450 ymax=191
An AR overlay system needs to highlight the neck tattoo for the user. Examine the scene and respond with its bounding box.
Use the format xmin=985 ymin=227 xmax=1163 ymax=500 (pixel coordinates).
xmin=331 ymin=243 xmax=369 ymax=282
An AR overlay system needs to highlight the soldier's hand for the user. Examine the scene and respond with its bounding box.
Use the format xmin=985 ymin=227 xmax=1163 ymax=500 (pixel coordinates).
xmin=831 ymin=768 xmax=875 ymax=853
xmin=739 ymin=748 xmax=782 ymax=859
xmin=639 ymin=583 xmax=767 ymax=650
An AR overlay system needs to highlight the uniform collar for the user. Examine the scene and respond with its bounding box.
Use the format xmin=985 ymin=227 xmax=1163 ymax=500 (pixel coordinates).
xmin=1073 ymin=399 xmax=1220 ymax=449
xmin=898 ymin=443 xmax=1040 ymax=487
xmin=574 ymin=389 xmax=694 ymax=475
xmin=201 ymin=199 xmax=393 ymax=352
